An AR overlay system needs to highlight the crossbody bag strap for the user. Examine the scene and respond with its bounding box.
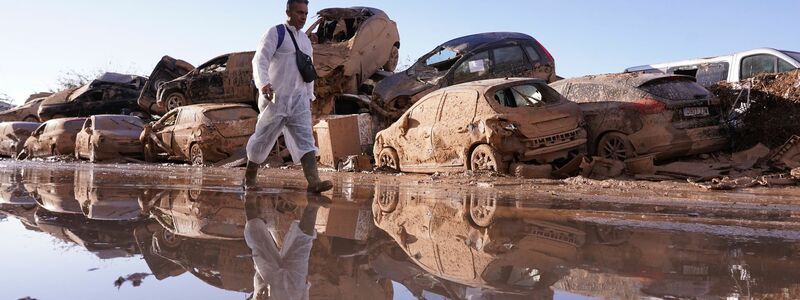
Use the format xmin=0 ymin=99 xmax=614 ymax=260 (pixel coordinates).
xmin=285 ymin=26 xmax=302 ymax=53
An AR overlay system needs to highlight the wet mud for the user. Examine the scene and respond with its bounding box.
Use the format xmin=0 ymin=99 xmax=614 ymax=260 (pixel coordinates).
xmin=2 ymin=160 xmax=800 ymax=299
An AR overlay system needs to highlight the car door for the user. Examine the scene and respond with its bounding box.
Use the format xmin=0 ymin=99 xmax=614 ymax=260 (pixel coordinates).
xmin=431 ymin=90 xmax=479 ymax=167
xmin=76 ymin=119 xmax=93 ymax=155
xmin=398 ymin=92 xmax=443 ymax=170
xmin=154 ymin=110 xmax=179 ymax=155
xmin=190 ymin=56 xmax=228 ymax=102
xmin=172 ymin=110 xmax=197 ymax=158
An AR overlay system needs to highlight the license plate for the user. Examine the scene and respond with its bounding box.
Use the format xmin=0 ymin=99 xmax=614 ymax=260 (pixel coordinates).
xmin=683 ymin=106 xmax=710 ymax=117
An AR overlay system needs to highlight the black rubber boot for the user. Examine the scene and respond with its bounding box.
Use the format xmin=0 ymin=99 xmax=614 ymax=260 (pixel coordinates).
xmin=243 ymin=160 xmax=260 ymax=190
xmin=300 ymin=152 xmax=333 ymax=193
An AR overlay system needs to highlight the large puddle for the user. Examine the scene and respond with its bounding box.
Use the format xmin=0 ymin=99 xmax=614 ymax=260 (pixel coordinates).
xmin=1 ymin=161 xmax=799 ymax=299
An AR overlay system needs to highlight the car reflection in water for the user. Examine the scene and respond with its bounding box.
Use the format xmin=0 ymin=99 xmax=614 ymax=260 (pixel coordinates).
xmin=371 ymin=185 xmax=800 ymax=299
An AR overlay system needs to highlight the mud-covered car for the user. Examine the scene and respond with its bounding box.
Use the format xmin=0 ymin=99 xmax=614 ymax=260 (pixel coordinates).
xmin=74 ymin=167 xmax=147 ymax=221
xmin=306 ymin=7 xmax=400 ymax=115
xmin=75 ymin=115 xmax=144 ymax=162
xmin=374 ymin=78 xmax=586 ymax=174
xmin=0 ymin=122 xmax=40 ymax=158
xmin=155 ymin=52 xmax=257 ymax=112
xmin=148 ymin=189 xmax=246 ymax=240
xmin=550 ymin=73 xmax=729 ymax=161
xmin=371 ymin=32 xmax=557 ymax=121
xmin=38 ymin=73 xmax=146 ymax=122
xmin=137 ymin=56 xmax=195 ymax=115
xmin=0 ymin=93 xmax=51 ymax=122
xmin=140 ymin=104 xmax=257 ymax=165
xmin=20 ymin=117 xmax=86 ymax=159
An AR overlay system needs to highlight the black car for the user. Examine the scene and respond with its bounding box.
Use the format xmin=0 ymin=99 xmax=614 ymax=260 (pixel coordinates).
xmin=371 ymin=32 xmax=557 ymax=121
xmin=137 ymin=56 xmax=195 ymax=115
xmin=38 ymin=73 xmax=146 ymax=121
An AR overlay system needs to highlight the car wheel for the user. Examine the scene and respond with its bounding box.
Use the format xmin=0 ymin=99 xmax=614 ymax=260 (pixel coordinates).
xmin=377 ymin=188 xmax=399 ymax=213
xmin=468 ymin=195 xmax=496 ymax=228
xmin=597 ymin=132 xmax=634 ymax=161
xmin=469 ymin=144 xmax=507 ymax=173
xmin=143 ymin=142 xmax=157 ymax=163
xmin=377 ymin=148 xmax=400 ymax=171
xmin=166 ymin=92 xmax=187 ymax=111
xmin=384 ymin=46 xmax=399 ymax=72
xmin=156 ymin=227 xmax=182 ymax=249
xmin=190 ymin=143 xmax=205 ymax=166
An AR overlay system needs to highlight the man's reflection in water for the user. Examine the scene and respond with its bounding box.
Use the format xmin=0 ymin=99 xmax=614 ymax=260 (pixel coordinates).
xmin=243 ymin=191 xmax=329 ymax=300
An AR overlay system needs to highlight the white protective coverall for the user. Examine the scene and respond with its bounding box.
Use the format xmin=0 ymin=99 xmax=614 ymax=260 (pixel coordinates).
xmin=245 ymin=218 xmax=315 ymax=300
xmin=247 ymin=23 xmax=317 ymax=165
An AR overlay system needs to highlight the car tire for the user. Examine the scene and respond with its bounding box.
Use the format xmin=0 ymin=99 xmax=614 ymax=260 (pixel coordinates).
xmin=156 ymin=227 xmax=182 ymax=250
xmin=377 ymin=188 xmax=399 ymax=213
xmin=143 ymin=142 xmax=157 ymax=163
xmin=165 ymin=92 xmax=187 ymax=111
xmin=190 ymin=143 xmax=205 ymax=166
xmin=377 ymin=147 xmax=400 ymax=171
xmin=597 ymin=132 xmax=635 ymax=161
xmin=468 ymin=194 xmax=496 ymax=228
xmin=384 ymin=46 xmax=399 ymax=72
xmin=469 ymin=144 xmax=507 ymax=173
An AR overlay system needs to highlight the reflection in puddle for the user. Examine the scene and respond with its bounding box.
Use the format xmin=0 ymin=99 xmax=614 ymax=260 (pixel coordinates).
xmin=0 ymin=162 xmax=799 ymax=299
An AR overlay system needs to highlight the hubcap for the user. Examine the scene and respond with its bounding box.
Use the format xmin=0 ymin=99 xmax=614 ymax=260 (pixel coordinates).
xmin=191 ymin=146 xmax=203 ymax=165
xmin=380 ymin=153 xmax=396 ymax=168
xmin=167 ymin=95 xmax=183 ymax=110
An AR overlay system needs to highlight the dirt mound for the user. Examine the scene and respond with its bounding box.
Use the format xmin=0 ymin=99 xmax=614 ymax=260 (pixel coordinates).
xmin=709 ymin=69 xmax=800 ymax=149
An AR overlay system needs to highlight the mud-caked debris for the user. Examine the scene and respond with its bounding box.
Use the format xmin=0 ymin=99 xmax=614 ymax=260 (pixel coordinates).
xmin=580 ymin=157 xmax=625 ymax=180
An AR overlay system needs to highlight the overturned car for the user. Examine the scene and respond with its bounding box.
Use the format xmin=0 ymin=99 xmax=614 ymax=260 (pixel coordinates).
xmin=0 ymin=122 xmax=41 ymax=158
xmin=550 ymin=73 xmax=729 ymax=161
xmin=155 ymin=52 xmax=257 ymax=113
xmin=75 ymin=115 xmax=144 ymax=162
xmin=374 ymin=78 xmax=586 ymax=174
xmin=20 ymin=117 xmax=86 ymax=159
xmin=306 ymin=7 xmax=400 ymax=115
xmin=371 ymin=32 xmax=557 ymax=123
xmin=140 ymin=104 xmax=257 ymax=165
xmin=137 ymin=56 xmax=195 ymax=115
xmin=38 ymin=73 xmax=146 ymax=122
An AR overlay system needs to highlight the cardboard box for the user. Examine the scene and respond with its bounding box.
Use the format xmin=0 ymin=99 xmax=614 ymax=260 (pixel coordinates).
xmin=315 ymin=204 xmax=374 ymax=241
xmin=314 ymin=115 xmax=362 ymax=167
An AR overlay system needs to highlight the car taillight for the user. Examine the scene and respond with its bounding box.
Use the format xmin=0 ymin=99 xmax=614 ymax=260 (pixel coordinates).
xmin=629 ymin=98 xmax=667 ymax=115
xmin=534 ymin=38 xmax=555 ymax=68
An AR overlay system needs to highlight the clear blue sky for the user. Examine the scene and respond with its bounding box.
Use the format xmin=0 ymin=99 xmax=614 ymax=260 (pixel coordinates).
xmin=1 ymin=0 xmax=798 ymax=105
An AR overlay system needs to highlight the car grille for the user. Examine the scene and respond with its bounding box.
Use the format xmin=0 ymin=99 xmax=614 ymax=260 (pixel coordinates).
xmin=526 ymin=128 xmax=582 ymax=148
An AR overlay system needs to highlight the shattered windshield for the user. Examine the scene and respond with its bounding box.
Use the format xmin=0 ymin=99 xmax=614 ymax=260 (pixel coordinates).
xmin=781 ymin=51 xmax=800 ymax=64
xmin=493 ymin=83 xmax=562 ymax=108
xmin=424 ymin=48 xmax=461 ymax=71
xmin=640 ymin=78 xmax=710 ymax=101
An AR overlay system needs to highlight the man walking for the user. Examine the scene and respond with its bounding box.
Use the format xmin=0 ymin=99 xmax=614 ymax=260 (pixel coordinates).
xmin=244 ymin=0 xmax=332 ymax=193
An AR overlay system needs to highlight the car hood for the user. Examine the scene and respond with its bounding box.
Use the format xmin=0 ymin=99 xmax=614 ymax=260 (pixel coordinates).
xmin=374 ymin=71 xmax=434 ymax=106
xmin=41 ymin=88 xmax=79 ymax=106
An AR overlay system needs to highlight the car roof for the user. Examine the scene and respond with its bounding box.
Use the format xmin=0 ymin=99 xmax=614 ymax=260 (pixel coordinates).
xmin=552 ymin=73 xmax=696 ymax=88
xmin=45 ymin=117 xmax=86 ymax=124
xmin=91 ymin=114 xmax=142 ymax=121
xmin=446 ymin=77 xmax=548 ymax=94
xmin=180 ymin=103 xmax=253 ymax=113
xmin=441 ymin=32 xmax=535 ymax=53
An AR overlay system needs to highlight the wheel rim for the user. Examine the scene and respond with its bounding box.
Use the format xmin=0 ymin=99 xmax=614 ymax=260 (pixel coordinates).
xmin=379 ymin=152 xmax=397 ymax=169
xmin=191 ymin=145 xmax=203 ymax=166
xmin=600 ymin=136 xmax=629 ymax=161
xmin=167 ymin=94 xmax=184 ymax=111
xmin=378 ymin=189 xmax=398 ymax=212
xmin=471 ymin=148 xmax=497 ymax=171
xmin=469 ymin=196 xmax=496 ymax=227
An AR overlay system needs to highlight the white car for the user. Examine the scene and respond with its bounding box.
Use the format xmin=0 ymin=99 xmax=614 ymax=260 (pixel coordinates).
xmin=626 ymin=48 xmax=800 ymax=87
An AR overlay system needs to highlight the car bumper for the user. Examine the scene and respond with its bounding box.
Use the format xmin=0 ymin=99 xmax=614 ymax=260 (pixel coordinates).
xmin=632 ymin=125 xmax=729 ymax=160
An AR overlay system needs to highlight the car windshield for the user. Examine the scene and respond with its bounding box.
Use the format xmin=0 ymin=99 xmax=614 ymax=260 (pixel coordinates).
xmin=423 ymin=48 xmax=461 ymax=71
xmin=493 ymin=83 xmax=562 ymax=108
xmin=204 ymin=108 xmax=257 ymax=121
xmin=781 ymin=51 xmax=800 ymax=65
xmin=640 ymin=78 xmax=710 ymax=101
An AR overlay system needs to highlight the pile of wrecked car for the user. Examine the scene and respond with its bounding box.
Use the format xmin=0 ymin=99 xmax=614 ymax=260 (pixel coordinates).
xmin=1 ymin=5 xmax=800 ymax=191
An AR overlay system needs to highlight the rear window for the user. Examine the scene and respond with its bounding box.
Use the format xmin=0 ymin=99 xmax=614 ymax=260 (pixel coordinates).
xmin=640 ymin=78 xmax=710 ymax=101
xmin=492 ymin=83 xmax=562 ymax=108
xmin=64 ymin=120 xmax=86 ymax=131
xmin=95 ymin=117 xmax=143 ymax=130
xmin=204 ymin=108 xmax=257 ymax=121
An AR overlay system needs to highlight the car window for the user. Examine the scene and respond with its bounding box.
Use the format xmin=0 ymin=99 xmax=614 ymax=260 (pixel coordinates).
xmin=199 ymin=56 xmax=229 ymax=74
xmin=160 ymin=112 xmax=178 ymax=127
xmin=524 ymin=45 xmax=542 ymax=62
xmin=781 ymin=51 xmax=800 ymax=63
xmin=493 ymin=46 xmax=527 ymax=71
xmin=408 ymin=94 xmax=442 ymax=125
xmin=695 ymin=62 xmax=730 ymax=86
xmin=741 ymin=54 xmax=778 ymax=79
xmin=204 ymin=108 xmax=258 ymax=121
xmin=83 ymin=119 xmax=93 ymax=131
xmin=424 ymin=48 xmax=460 ymax=71
xmin=493 ymin=83 xmax=561 ymax=108
xmin=453 ymin=51 xmax=491 ymax=84
xmin=440 ymin=91 xmax=478 ymax=122
xmin=95 ymin=117 xmax=143 ymax=130
xmin=778 ymin=58 xmax=796 ymax=73
xmin=640 ymin=78 xmax=710 ymax=101
xmin=32 ymin=124 xmax=46 ymax=136
xmin=65 ymin=120 xmax=85 ymax=131
xmin=178 ymin=110 xmax=196 ymax=124
xmin=563 ymin=83 xmax=628 ymax=103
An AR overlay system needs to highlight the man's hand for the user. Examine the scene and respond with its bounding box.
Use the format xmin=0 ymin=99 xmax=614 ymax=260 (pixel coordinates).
xmin=261 ymin=84 xmax=274 ymax=101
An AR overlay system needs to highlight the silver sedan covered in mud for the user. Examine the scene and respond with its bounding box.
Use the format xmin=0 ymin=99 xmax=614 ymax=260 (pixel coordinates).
xmin=140 ymin=104 xmax=257 ymax=165
xmin=550 ymin=73 xmax=729 ymax=161
xmin=374 ymin=78 xmax=586 ymax=174
xmin=75 ymin=115 xmax=145 ymax=162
